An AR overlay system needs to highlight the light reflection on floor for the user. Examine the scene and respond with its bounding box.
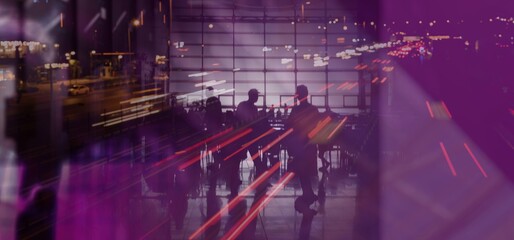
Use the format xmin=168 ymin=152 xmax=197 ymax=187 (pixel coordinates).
xmin=0 ymin=153 xmax=357 ymax=240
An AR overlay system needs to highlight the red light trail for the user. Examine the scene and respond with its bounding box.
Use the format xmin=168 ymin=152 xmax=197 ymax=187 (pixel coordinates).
xmin=179 ymin=128 xmax=253 ymax=170
xmin=464 ymin=143 xmax=488 ymax=178
xmin=327 ymin=116 xmax=348 ymax=140
xmin=426 ymin=101 xmax=434 ymax=118
xmin=439 ymin=142 xmax=457 ymax=176
xmin=441 ymin=101 xmax=452 ymax=119
xmin=220 ymin=172 xmax=296 ymax=240
xmin=224 ymin=128 xmax=276 ymax=161
xmin=251 ymin=128 xmax=293 ymax=161
xmin=188 ymin=162 xmax=282 ymax=239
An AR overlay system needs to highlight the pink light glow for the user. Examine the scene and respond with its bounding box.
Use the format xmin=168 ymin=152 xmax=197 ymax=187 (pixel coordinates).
xmin=179 ymin=128 xmax=253 ymax=170
xmin=317 ymin=83 xmax=335 ymax=92
xmin=251 ymin=128 xmax=293 ymax=161
xmin=426 ymin=101 xmax=434 ymax=118
xmin=464 ymin=143 xmax=488 ymax=178
xmin=221 ymin=172 xmax=296 ymax=240
xmin=153 ymin=127 xmax=234 ymax=167
xmin=189 ymin=162 xmax=282 ymax=239
xmin=224 ymin=128 xmax=276 ymax=161
xmin=441 ymin=101 xmax=452 ymax=119
xmin=308 ymin=116 xmax=332 ymax=139
xmin=327 ymin=116 xmax=348 ymax=140
xmin=439 ymin=142 xmax=457 ymax=176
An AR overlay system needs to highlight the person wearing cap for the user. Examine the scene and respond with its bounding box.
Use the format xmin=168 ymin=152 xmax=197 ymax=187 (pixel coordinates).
xmin=286 ymin=85 xmax=320 ymax=205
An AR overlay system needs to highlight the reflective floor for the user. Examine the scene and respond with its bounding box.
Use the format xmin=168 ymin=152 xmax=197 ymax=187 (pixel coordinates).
xmin=1 ymin=138 xmax=361 ymax=240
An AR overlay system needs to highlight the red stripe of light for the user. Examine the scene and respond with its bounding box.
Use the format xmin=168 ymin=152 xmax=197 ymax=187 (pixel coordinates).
xmin=308 ymin=116 xmax=332 ymax=139
xmin=189 ymin=162 xmax=281 ymax=239
xmin=464 ymin=143 xmax=488 ymax=178
xmin=179 ymin=128 xmax=252 ymax=170
xmin=221 ymin=172 xmax=296 ymax=240
xmin=154 ymin=128 xmax=234 ymax=167
xmin=441 ymin=101 xmax=452 ymax=119
xmin=327 ymin=116 xmax=348 ymax=140
xmin=224 ymin=128 xmax=276 ymax=161
xmin=251 ymin=128 xmax=294 ymax=161
xmin=426 ymin=101 xmax=434 ymax=118
xmin=439 ymin=142 xmax=457 ymax=176
xmin=337 ymin=82 xmax=349 ymax=90
xmin=318 ymin=83 xmax=335 ymax=92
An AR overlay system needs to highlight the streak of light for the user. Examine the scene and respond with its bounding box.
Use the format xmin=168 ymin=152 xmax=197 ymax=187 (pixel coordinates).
xmin=464 ymin=143 xmax=488 ymax=178
xmin=327 ymin=116 xmax=348 ymax=140
xmin=83 ymin=13 xmax=100 ymax=33
xmin=336 ymin=82 xmax=349 ymax=90
xmin=189 ymin=162 xmax=281 ymax=239
xmin=176 ymin=89 xmax=207 ymax=99
xmin=60 ymin=13 xmax=63 ymax=28
xmin=159 ymin=1 xmax=162 ymax=12
xmin=213 ymin=88 xmax=235 ymax=96
xmin=280 ymin=95 xmax=296 ymax=106
xmin=113 ymin=11 xmax=127 ymax=32
xmin=371 ymin=77 xmax=379 ymax=83
xmin=43 ymin=14 xmax=61 ymax=32
xmin=132 ymin=88 xmax=161 ymax=95
xmin=188 ymin=72 xmax=210 ymax=77
xmin=153 ymin=128 xmax=234 ymax=167
xmin=441 ymin=101 xmax=452 ymax=119
xmin=347 ymin=82 xmax=359 ymax=90
xmin=308 ymin=116 xmax=332 ymax=139
xmin=439 ymin=142 xmax=457 ymax=176
xmin=100 ymin=104 xmax=154 ymax=117
xmin=221 ymin=172 xmax=296 ymax=240
xmin=284 ymin=96 xmax=308 ymax=111
xmin=179 ymin=128 xmax=253 ymax=170
xmin=317 ymin=83 xmax=334 ymax=92
xmin=92 ymin=110 xmax=160 ymax=127
xmin=426 ymin=101 xmax=434 ymax=118
xmin=224 ymin=128 xmax=276 ymax=161
xmin=140 ymin=11 xmax=144 ymax=25
xmin=380 ymin=77 xmax=388 ymax=83
xmin=119 ymin=93 xmax=168 ymax=105
xmin=139 ymin=217 xmax=170 ymax=240
xmin=495 ymin=128 xmax=514 ymax=150
xmin=251 ymin=129 xmax=294 ymax=161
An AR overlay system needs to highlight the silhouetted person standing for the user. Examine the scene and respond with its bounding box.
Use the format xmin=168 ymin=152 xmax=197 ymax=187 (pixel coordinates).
xmin=204 ymin=88 xmax=224 ymax=174
xmin=286 ymin=85 xmax=320 ymax=205
xmin=236 ymin=89 xmax=266 ymax=177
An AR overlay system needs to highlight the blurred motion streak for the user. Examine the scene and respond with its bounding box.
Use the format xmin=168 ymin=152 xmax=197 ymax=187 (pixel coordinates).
xmin=154 ymin=127 xmax=234 ymax=167
xmin=221 ymin=172 xmax=296 ymax=240
xmin=308 ymin=116 xmax=332 ymax=139
xmin=441 ymin=101 xmax=452 ymax=119
xmin=439 ymin=142 xmax=457 ymax=176
xmin=426 ymin=100 xmax=435 ymax=118
xmin=188 ymin=162 xmax=281 ymax=239
xmin=328 ymin=116 xmax=348 ymax=140
xmin=464 ymin=143 xmax=488 ymax=178
xmin=178 ymin=128 xmax=253 ymax=170
xmin=224 ymin=128 xmax=276 ymax=161
xmin=251 ymin=128 xmax=293 ymax=161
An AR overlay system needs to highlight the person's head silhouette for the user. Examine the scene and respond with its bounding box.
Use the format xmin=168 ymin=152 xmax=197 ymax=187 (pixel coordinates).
xmin=296 ymin=85 xmax=309 ymax=104
xmin=248 ymin=88 xmax=259 ymax=104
